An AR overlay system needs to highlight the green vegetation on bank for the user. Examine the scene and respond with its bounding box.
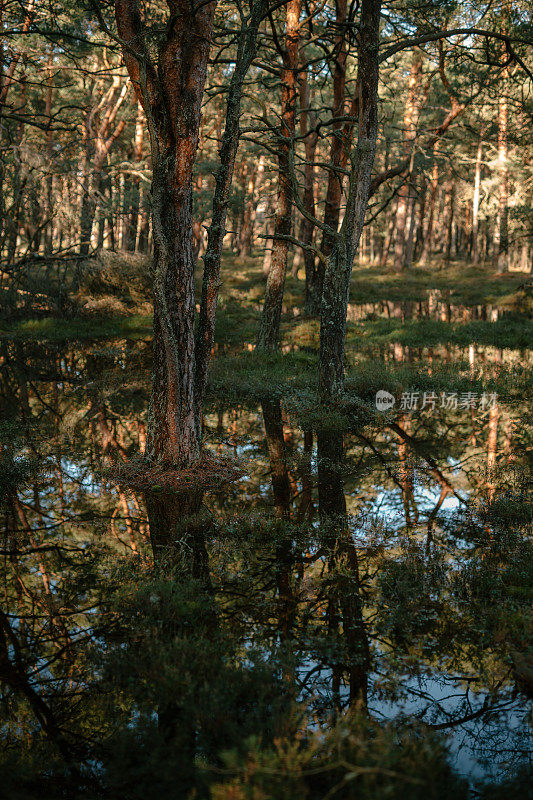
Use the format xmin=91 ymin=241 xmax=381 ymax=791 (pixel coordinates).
xmin=2 ymin=254 xmax=531 ymax=350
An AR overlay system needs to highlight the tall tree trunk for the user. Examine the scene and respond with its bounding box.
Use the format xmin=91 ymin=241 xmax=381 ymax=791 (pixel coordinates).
xmin=319 ymin=0 xmax=348 ymax=258
xmin=403 ymin=181 xmax=418 ymax=268
xmin=418 ymin=146 xmax=439 ymax=265
xmin=116 ymin=0 xmax=216 ymax=466
xmin=257 ymin=0 xmax=300 ymax=350
xmin=495 ymin=81 xmax=509 ymax=274
xmin=308 ymin=0 xmax=358 ymax=314
xmin=472 ymin=131 xmax=484 ymax=265
xmin=126 ymin=100 xmax=145 ymax=252
xmin=393 ymin=51 xmax=422 ymax=272
xmin=238 ymin=157 xmax=264 ymax=257
xmin=443 ymin=175 xmax=455 ymax=262
xmin=319 ymin=0 xmax=381 ymax=401
xmin=299 ymin=68 xmax=319 ymax=314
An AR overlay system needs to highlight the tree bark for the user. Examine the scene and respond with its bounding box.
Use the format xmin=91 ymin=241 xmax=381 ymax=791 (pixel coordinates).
xmin=257 ymin=0 xmax=300 ymax=350
xmin=319 ymin=0 xmax=381 ymax=401
xmin=495 ymin=81 xmax=509 ymax=273
xmin=393 ymin=51 xmax=422 ymax=272
xmin=116 ymin=0 xmax=267 ymax=468
xmin=115 ymin=0 xmax=216 ymax=466
xmin=472 ymin=131 xmax=484 ymax=264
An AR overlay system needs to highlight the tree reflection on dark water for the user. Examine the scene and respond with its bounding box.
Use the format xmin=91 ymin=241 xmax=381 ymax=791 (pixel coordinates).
xmin=1 ymin=339 xmax=531 ymax=796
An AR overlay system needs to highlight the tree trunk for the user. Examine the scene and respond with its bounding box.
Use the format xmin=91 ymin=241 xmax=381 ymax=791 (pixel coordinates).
xmin=472 ymin=132 xmax=484 ymax=264
xmin=257 ymin=0 xmax=300 ymax=350
xmin=393 ymin=51 xmax=422 ymax=272
xmin=444 ymin=176 xmax=455 ymax=262
xmin=319 ymin=0 xmax=381 ymax=401
xmin=125 ymin=100 xmax=145 ymax=252
xmin=418 ymin=144 xmax=440 ymax=266
xmin=495 ymin=83 xmax=509 ymax=273
xmin=299 ymin=68 xmax=319 ymax=315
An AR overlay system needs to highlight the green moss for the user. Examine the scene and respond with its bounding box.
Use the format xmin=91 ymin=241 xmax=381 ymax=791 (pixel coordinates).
xmin=343 ymin=315 xmax=533 ymax=350
xmin=0 ymin=314 xmax=153 ymax=341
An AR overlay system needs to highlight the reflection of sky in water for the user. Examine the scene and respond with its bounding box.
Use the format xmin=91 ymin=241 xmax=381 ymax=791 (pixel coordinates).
xmin=295 ymin=657 xmax=532 ymax=786
xmin=14 ymin=408 xmax=531 ymax=786
xmin=371 ymin=671 xmax=531 ymax=784
xmin=358 ymin=484 xmax=462 ymax=530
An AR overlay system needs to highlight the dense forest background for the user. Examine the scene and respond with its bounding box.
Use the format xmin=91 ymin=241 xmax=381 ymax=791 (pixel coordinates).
xmin=0 ymin=0 xmax=531 ymax=312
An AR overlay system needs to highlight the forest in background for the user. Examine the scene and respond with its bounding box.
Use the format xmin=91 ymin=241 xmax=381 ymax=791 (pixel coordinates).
xmin=0 ymin=0 xmax=531 ymax=313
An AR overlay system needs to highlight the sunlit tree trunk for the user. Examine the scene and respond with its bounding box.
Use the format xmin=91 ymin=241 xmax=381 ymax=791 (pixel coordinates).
xmin=116 ymin=0 xmax=215 ymax=467
xmin=494 ymin=81 xmax=509 ymax=274
xmin=393 ymin=51 xmax=422 ymax=272
xmin=125 ymin=100 xmax=145 ymax=252
xmin=257 ymin=0 xmax=300 ymax=350
xmin=319 ymin=0 xmax=381 ymax=401
xmin=472 ymin=131 xmax=484 ymax=265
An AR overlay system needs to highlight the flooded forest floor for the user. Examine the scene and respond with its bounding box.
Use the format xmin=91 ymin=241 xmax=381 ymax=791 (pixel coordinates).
xmin=1 ymin=253 xmax=532 ymax=799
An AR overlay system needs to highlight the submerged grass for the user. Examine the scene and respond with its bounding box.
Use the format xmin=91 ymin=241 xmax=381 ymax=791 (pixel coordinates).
xmin=344 ymin=315 xmax=533 ymax=350
xmin=0 ymin=314 xmax=153 ymax=340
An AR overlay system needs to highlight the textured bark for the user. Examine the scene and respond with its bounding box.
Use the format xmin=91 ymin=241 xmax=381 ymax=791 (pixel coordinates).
xmin=299 ymin=68 xmax=319 ymax=315
xmin=472 ymin=132 xmax=483 ymax=264
xmin=116 ymin=0 xmax=216 ymax=466
xmin=319 ymin=0 xmax=381 ymax=401
xmin=257 ymin=0 xmax=300 ymax=350
xmin=495 ymin=83 xmax=509 ymax=273
xmin=116 ymin=0 xmax=266 ymax=467
xmin=393 ymin=52 xmax=422 ymax=272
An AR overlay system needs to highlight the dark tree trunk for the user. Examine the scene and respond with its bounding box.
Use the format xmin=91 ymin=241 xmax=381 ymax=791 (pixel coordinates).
xmin=317 ymin=430 xmax=369 ymax=707
xmin=298 ymin=68 xmax=320 ymax=316
xmin=319 ymin=0 xmax=381 ymax=402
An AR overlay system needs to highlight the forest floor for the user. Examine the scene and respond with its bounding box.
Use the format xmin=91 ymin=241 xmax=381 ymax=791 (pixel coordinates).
xmin=2 ymin=251 xmax=531 ymax=421
xmin=2 ymin=250 xmax=531 ymax=340
xmin=2 ymin=250 xmax=532 ymax=795
xmin=2 ymin=250 xmax=531 ymax=434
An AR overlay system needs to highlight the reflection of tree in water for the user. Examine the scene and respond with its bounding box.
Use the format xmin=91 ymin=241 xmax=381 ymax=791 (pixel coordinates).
xmin=317 ymin=427 xmax=369 ymax=709
xmin=0 ymin=340 xmax=531 ymax=793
